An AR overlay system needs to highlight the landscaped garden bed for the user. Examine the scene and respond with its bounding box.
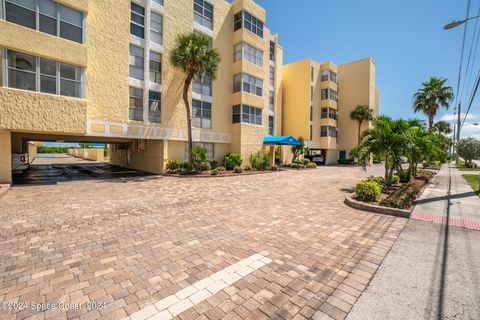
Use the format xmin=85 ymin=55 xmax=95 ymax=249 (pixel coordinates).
xmin=164 ymin=149 xmax=317 ymax=178
xmin=346 ymin=169 xmax=437 ymax=216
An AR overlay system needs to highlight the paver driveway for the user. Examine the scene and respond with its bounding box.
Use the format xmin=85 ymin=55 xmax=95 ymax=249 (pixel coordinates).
xmin=0 ymin=166 xmax=406 ymax=320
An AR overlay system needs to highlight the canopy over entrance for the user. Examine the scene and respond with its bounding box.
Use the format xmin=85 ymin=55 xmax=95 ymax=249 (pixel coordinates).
xmin=263 ymin=136 xmax=300 ymax=146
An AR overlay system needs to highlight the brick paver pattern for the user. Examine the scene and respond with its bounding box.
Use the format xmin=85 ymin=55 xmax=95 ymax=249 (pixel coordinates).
xmin=0 ymin=166 xmax=406 ymax=320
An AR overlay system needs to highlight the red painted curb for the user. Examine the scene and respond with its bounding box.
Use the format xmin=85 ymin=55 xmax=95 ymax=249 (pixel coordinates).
xmin=411 ymin=211 xmax=480 ymax=231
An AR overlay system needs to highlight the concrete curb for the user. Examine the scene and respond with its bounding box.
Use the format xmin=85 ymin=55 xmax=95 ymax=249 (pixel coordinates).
xmin=0 ymin=184 xmax=11 ymax=199
xmin=345 ymin=196 xmax=411 ymax=218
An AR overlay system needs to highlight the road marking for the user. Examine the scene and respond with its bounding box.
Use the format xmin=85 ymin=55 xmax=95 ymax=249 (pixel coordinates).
xmin=124 ymin=252 xmax=272 ymax=320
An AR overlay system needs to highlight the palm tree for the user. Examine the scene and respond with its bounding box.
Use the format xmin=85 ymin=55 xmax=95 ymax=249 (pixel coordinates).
xmin=433 ymin=120 xmax=452 ymax=135
xmin=350 ymin=105 xmax=374 ymax=145
xmin=412 ymin=77 xmax=454 ymax=130
xmin=170 ymin=33 xmax=221 ymax=168
xmin=351 ymin=116 xmax=408 ymax=185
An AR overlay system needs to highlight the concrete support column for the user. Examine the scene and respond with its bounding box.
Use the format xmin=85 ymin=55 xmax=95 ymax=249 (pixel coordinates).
xmin=0 ymin=129 xmax=12 ymax=184
xmin=269 ymin=146 xmax=275 ymax=167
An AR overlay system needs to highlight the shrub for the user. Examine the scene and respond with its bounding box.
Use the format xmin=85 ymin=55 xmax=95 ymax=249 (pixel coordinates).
xmin=466 ymin=162 xmax=478 ymax=169
xmin=301 ymin=158 xmax=311 ymax=165
xmin=224 ymin=153 xmax=242 ymax=170
xmin=180 ymin=168 xmax=190 ymax=175
xmin=233 ymin=166 xmax=244 ymax=174
xmin=210 ymin=168 xmax=219 ymax=176
xmin=192 ymin=146 xmax=210 ymax=173
xmin=243 ymin=164 xmax=253 ymax=171
xmin=422 ymin=160 xmax=428 ymax=168
xmin=210 ymin=160 xmax=218 ymax=169
xmin=432 ymin=160 xmax=441 ymax=168
xmin=216 ymin=166 xmax=226 ymax=172
xmin=306 ymin=162 xmax=317 ymax=168
xmin=104 ymin=148 xmax=110 ymax=157
xmin=366 ymin=176 xmax=387 ymax=192
xmin=166 ymin=160 xmax=182 ymax=173
xmin=250 ymin=152 xmax=269 ymax=170
xmin=290 ymin=163 xmax=303 ymax=169
xmin=392 ymin=175 xmax=400 ymax=185
xmin=355 ymin=181 xmax=382 ymax=202
xmin=338 ymin=158 xmax=355 ymax=165
xmin=271 ymin=165 xmax=278 ymax=171
xmin=398 ymin=170 xmax=410 ymax=183
xmin=180 ymin=161 xmax=190 ymax=170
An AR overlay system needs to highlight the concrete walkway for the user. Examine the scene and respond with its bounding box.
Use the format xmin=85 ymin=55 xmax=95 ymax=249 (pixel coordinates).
xmin=347 ymin=165 xmax=480 ymax=320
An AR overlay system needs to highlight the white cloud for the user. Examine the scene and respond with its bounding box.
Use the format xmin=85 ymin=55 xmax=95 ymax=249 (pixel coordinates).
xmin=460 ymin=124 xmax=480 ymax=139
xmin=440 ymin=113 xmax=480 ymax=122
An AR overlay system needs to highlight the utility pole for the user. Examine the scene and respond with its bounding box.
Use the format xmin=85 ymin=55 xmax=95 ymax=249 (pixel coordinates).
xmin=456 ymin=102 xmax=461 ymax=161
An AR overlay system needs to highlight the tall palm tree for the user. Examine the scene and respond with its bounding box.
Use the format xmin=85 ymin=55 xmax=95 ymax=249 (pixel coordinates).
xmin=412 ymin=77 xmax=454 ymax=130
xmin=170 ymin=33 xmax=221 ymax=168
xmin=350 ymin=105 xmax=374 ymax=145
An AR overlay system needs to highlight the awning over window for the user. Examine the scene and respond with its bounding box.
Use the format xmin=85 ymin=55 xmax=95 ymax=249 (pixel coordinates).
xmin=263 ymin=136 xmax=300 ymax=146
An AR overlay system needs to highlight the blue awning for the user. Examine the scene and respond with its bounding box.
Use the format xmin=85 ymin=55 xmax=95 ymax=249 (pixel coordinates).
xmin=263 ymin=136 xmax=300 ymax=146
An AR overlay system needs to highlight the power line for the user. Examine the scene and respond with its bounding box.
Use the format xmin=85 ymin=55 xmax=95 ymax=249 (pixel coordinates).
xmin=460 ymin=3 xmax=480 ymax=103
xmin=461 ymin=68 xmax=480 ymax=127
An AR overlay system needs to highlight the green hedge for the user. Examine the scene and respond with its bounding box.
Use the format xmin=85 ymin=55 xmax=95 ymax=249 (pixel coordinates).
xmin=355 ymin=181 xmax=382 ymax=202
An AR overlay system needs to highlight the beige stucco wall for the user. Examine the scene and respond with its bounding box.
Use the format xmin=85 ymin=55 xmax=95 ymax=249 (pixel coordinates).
xmin=110 ymin=140 xmax=164 ymax=174
xmin=337 ymin=58 xmax=378 ymax=156
xmin=282 ymin=58 xmax=310 ymax=140
xmin=69 ymin=148 xmax=105 ymax=162
xmin=0 ymin=130 xmax=12 ymax=184
xmin=0 ymin=88 xmax=88 ymax=134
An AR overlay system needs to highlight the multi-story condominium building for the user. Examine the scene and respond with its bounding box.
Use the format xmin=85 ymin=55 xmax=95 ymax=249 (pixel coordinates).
xmin=0 ymin=0 xmax=377 ymax=184
xmin=0 ymin=0 xmax=283 ymax=183
xmin=282 ymin=58 xmax=379 ymax=164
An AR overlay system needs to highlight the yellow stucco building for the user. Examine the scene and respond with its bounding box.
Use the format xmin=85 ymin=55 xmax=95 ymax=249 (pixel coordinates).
xmin=0 ymin=0 xmax=378 ymax=183
xmin=282 ymin=58 xmax=379 ymax=164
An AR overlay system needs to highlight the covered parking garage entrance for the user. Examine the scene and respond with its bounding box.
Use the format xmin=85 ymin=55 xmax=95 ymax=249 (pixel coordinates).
xmin=10 ymin=132 xmax=154 ymax=185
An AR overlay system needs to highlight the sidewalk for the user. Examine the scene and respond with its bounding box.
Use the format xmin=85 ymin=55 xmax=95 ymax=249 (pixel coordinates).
xmin=347 ymin=165 xmax=480 ymax=320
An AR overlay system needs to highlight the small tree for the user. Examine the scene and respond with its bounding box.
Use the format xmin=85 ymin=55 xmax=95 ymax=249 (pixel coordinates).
xmin=291 ymin=137 xmax=305 ymax=162
xmin=170 ymin=33 xmax=221 ymax=169
xmin=350 ymin=105 xmax=374 ymax=145
xmin=457 ymin=138 xmax=480 ymax=165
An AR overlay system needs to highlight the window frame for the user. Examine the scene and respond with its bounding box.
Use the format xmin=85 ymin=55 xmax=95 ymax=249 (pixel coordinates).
xmin=149 ymin=51 xmax=162 ymax=84
xmin=148 ymin=90 xmax=161 ymax=123
xmin=234 ymin=42 xmax=263 ymax=67
xmin=193 ymin=0 xmax=213 ymax=30
xmin=192 ymin=74 xmax=212 ymax=96
xmin=233 ymin=73 xmax=263 ymax=97
xmin=234 ymin=10 xmax=264 ymax=38
xmin=129 ymin=44 xmax=144 ymax=81
xmin=130 ymin=2 xmax=145 ymax=39
xmin=232 ymin=104 xmax=262 ymax=126
xmin=5 ymin=49 xmax=84 ymax=98
xmin=149 ymin=10 xmax=163 ymax=45
xmin=320 ymin=125 xmax=337 ymax=138
xmin=3 ymin=0 xmax=85 ymax=44
xmin=129 ymin=86 xmax=144 ymax=121
xmin=192 ymin=99 xmax=212 ymax=128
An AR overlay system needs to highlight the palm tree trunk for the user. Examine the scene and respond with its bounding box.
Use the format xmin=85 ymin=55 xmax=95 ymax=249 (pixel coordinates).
xmin=357 ymin=120 xmax=363 ymax=146
xmin=183 ymin=73 xmax=194 ymax=170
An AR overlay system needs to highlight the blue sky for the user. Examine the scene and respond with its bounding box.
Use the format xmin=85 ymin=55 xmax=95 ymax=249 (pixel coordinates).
xmin=248 ymin=0 xmax=480 ymax=137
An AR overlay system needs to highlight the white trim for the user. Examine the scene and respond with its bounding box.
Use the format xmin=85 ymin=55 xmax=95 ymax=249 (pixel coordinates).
xmin=269 ymin=60 xmax=275 ymax=67
xmin=132 ymin=0 xmax=147 ymax=7
xmin=2 ymin=48 xmax=7 ymax=86
xmin=129 ymin=78 xmax=144 ymax=88
xmin=268 ymin=110 xmax=274 ymax=117
xmin=148 ymin=82 xmax=162 ymax=92
xmin=149 ymin=42 xmax=164 ymax=54
xmin=86 ymin=120 xmax=231 ymax=144
xmin=0 ymin=0 xmax=4 ymax=20
xmin=150 ymin=1 xmax=164 ymax=14
xmin=130 ymin=35 xmax=145 ymax=47
xmin=192 ymin=92 xmax=212 ymax=103
xmin=193 ymin=21 xmax=214 ymax=37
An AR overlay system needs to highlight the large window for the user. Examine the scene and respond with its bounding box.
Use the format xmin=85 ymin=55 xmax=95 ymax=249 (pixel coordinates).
xmin=268 ymin=116 xmax=274 ymax=135
xmin=192 ymin=99 xmax=211 ymax=128
xmin=3 ymin=0 xmax=84 ymax=43
xmin=321 ymin=108 xmax=337 ymax=120
xmin=193 ymin=75 xmax=211 ymax=96
xmin=148 ymin=91 xmax=161 ymax=123
xmin=233 ymin=73 xmax=263 ymax=96
xmin=269 ymin=66 xmax=274 ymax=87
xmin=129 ymin=87 xmax=143 ymax=121
xmin=193 ymin=0 xmax=213 ymax=30
xmin=149 ymin=51 xmax=162 ymax=84
xmin=130 ymin=2 xmax=145 ymax=38
xmin=232 ymin=105 xmax=262 ymax=125
xmin=270 ymin=41 xmax=275 ymax=61
xmin=234 ymin=42 xmax=263 ymax=67
xmin=269 ymin=90 xmax=274 ymax=112
xmin=129 ymin=45 xmax=144 ymax=80
xmin=234 ymin=11 xmax=263 ymax=38
xmin=150 ymin=11 xmax=163 ymax=45
xmin=321 ymin=70 xmax=338 ymax=83
xmin=321 ymin=126 xmax=337 ymax=138
xmin=321 ymin=88 xmax=338 ymax=102
xmin=6 ymin=50 xmax=83 ymax=98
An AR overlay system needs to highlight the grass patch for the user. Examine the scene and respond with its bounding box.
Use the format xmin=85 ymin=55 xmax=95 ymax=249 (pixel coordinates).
xmin=455 ymin=161 xmax=479 ymax=171
xmin=463 ymin=174 xmax=480 ymax=197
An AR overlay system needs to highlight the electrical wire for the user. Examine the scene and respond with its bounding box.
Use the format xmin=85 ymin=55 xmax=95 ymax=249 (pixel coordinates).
xmin=460 ymin=3 xmax=480 ymax=103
